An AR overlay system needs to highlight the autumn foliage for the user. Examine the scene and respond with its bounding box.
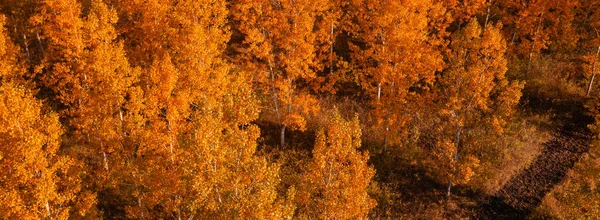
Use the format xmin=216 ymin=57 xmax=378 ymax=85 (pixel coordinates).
xmin=298 ymin=111 xmax=375 ymax=219
xmin=0 ymin=15 xmax=95 ymax=219
xmin=1 ymin=0 xmax=600 ymax=218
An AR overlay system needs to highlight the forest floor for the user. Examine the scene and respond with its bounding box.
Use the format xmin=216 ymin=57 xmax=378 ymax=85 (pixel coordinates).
xmin=475 ymin=96 xmax=594 ymax=219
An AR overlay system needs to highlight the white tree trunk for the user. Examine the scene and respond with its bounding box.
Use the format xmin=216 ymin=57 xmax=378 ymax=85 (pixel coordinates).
xmin=586 ymin=45 xmax=600 ymax=96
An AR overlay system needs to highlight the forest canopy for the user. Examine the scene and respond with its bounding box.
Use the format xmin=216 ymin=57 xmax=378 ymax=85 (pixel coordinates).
xmin=1 ymin=0 xmax=600 ymax=218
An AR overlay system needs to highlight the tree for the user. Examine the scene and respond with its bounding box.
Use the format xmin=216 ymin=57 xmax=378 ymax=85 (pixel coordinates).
xmin=0 ymin=0 xmax=45 ymax=72
xmin=298 ymin=111 xmax=376 ymax=219
xmin=30 ymin=0 xmax=140 ymax=210
xmin=0 ymin=84 xmax=83 ymax=219
xmin=347 ymin=0 xmax=444 ymax=149
xmin=585 ymin=44 xmax=600 ymax=96
xmin=101 ymin=0 xmax=290 ymax=218
xmin=310 ymin=0 xmax=353 ymax=95
xmin=31 ymin=0 xmax=85 ymax=105
xmin=431 ymin=20 xmax=522 ymax=196
xmin=229 ymin=0 xmax=322 ymax=147
xmin=492 ymin=0 xmax=578 ymax=60
xmin=179 ymin=77 xmax=294 ymax=218
xmin=583 ymin=0 xmax=600 ymax=96
xmin=0 ymin=15 xmax=96 ymax=218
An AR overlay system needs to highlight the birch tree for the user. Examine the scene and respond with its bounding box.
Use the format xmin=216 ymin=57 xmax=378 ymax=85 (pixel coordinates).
xmin=433 ymin=20 xmax=522 ymax=196
xmin=299 ymin=111 xmax=375 ymax=219
xmin=229 ymin=0 xmax=323 ymax=147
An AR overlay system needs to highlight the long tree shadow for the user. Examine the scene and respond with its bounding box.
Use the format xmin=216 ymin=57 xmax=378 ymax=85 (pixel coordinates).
xmin=476 ymin=99 xmax=593 ymax=219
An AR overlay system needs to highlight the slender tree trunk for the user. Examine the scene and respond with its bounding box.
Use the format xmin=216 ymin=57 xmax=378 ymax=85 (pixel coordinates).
xmin=138 ymin=197 xmax=144 ymax=219
xmin=509 ymin=3 xmax=524 ymax=53
xmin=37 ymin=32 xmax=44 ymax=56
xmin=268 ymin=62 xmax=284 ymax=147
xmin=103 ymin=151 xmax=109 ymax=172
xmin=46 ymin=201 xmax=52 ymax=219
xmin=447 ymin=126 xmax=462 ymax=197
xmin=447 ymin=180 xmax=452 ymax=198
xmin=330 ymin=19 xmax=334 ymax=76
xmin=382 ymin=80 xmax=395 ymax=153
xmin=280 ymin=125 xmax=286 ymax=148
xmin=509 ymin=17 xmax=521 ymax=58
xmin=281 ymin=77 xmax=294 ymax=148
xmin=382 ymin=110 xmax=390 ymax=153
xmin=484 ymin=5 xmax=491 ymax=29
xmin=120 ymin=109 xmax=127 ymax=137
xmin=23 ymin=34 xmax=31 ymax=59
xmin=511 ymin=23 xmax=518 ymax=45
xmin=377 ymin=83 xmax=382 ymax=102
xmin=167 ymin=120 xmax=174 ymax=163
xmin=586 ymin=45 xmax=600 ymax=96
xmin=528 ymin=14 xmax=544 ymax=72
xmin=214 ymin=185 xmax=222 ymax=203
xmin=447 ymin=108 xmax=463 ymax=198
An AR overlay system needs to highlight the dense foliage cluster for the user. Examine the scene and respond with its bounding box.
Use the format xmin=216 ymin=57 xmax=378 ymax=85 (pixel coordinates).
xmin=0 ymin=0 xmax=599 ymax=218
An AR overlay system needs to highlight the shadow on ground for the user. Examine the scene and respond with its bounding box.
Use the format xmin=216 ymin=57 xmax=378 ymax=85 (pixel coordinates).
xmin=476 ymin=98 xmax=593 ymax=219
